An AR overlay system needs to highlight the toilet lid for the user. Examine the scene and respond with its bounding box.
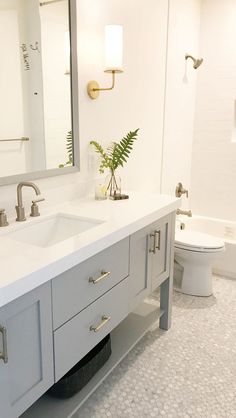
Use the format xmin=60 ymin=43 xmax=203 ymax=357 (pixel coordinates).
xmin=175 ymin=230 xmax=225 ymax=251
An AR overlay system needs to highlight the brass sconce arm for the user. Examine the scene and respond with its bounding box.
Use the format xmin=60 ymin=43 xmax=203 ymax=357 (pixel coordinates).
xmin=87 ymin=69 xmax=123 ymax=100
xmin=95 ymin=70 xmax=116 ymax=91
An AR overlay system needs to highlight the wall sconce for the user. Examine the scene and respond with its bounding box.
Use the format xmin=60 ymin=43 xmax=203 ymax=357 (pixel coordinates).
xmin=87 ymin=25 xmax=123 ymax=100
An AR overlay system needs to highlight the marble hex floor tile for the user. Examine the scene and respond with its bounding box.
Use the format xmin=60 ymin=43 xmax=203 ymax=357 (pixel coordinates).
xmin=75 ymin=276 xmax=236 ymax=418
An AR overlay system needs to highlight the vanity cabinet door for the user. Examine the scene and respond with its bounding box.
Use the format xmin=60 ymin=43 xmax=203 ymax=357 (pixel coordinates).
xmin=150 ymin=214 xmax=172 ymax=291
xmin=0 ymin=283 xmax=54 ymax=418
xmin=129 ymin=214 xmax=173 ymax=310
xmin=129 ymin=224 xmax=153 ymax=310
xmin=0 ymin=356 xmax=11 ymax=417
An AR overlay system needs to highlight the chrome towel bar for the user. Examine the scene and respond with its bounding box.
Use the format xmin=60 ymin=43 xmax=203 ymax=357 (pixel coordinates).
xmin=0 ymin=137 xmax=29 ymax=143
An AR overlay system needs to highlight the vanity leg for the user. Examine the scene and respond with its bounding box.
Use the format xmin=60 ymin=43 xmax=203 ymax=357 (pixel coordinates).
xmin=159 ymin=276 xmax=172 ymax=330
xmin=159 ymin=212 xmax=175 ymax=330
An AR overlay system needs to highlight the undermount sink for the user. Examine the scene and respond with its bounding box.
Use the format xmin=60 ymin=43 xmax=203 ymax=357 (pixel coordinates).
xmin=6 ymin=214 xmax=104 ymax=248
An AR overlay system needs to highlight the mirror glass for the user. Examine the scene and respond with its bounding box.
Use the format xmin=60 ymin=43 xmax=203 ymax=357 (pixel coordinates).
xmin=0 ymin=0 xmax=78 ymax=183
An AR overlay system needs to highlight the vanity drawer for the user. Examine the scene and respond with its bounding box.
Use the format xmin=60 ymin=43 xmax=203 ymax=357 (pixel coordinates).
xmin=54 ymin=276 xmax=129 ymax=381
xmin=52 ymin=237 xmax=129 ymax=329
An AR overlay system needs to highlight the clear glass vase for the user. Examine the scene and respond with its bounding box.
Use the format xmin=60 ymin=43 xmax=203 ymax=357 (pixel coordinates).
xmin=106 ymin=171 xmax=121 ymax=198
xmin=94 ymin=176 xmax=107 ymax=200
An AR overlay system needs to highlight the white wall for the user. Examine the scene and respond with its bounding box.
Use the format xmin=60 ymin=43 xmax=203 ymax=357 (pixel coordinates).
xmin=191 ymin=0 xmax=236 ymax=221
xmin=78 ymin=0 xmax=169 ymax=193
xmin=0 ymin=0 xmax=169 ymax=218
xmin=161 ymin=0 xmax=202 ymax=209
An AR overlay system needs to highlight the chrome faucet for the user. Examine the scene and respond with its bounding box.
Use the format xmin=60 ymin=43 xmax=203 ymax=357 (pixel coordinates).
xmin=15 ymin=182 xmax=44 ymax=222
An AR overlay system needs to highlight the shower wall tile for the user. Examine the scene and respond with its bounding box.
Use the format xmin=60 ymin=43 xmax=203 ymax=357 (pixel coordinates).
xmin=161 ymin=0 xmax=202 ymax=207
xmin=191 ymin=0 xmax=236 ymax=221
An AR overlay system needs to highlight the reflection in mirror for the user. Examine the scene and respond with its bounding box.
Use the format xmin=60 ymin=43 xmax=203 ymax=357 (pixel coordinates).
xmin=0 ymin=0 xmax=78 ymax=182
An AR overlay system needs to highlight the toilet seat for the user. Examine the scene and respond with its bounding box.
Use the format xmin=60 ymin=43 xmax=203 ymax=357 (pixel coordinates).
xmin=175 ymin=230 xmax=225 ymax=253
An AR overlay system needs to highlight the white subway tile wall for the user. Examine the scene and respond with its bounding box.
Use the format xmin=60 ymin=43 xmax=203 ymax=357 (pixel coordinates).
xmin=191 ymin=0 xmax=236 ymax=221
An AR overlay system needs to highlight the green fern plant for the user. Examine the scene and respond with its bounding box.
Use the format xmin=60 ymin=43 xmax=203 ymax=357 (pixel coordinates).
xmin=59 ymin=130 xmax=73 ymax=168
xmin=90 ymin=129 xmax=139 ymax=175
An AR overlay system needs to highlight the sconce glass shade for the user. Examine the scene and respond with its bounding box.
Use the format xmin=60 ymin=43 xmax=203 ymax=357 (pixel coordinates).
xmin=105 ymin=25 xmax=123 ymax=72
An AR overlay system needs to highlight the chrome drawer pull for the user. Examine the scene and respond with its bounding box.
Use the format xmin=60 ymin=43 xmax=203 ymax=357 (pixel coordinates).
xmin=0 ymin=325 xmax=8 ymax=364
xmin=90 ymin=315 xmax=111 ymax=333
xmin=149 ymin=230 xmax=161 ymax=254
xmin=89 ymin=270 xmax=111 ymax=285
xmin=149 ymin=232 xmax=157 ymax=254
xmin=155 ymin=230 xmax=161 ymax=251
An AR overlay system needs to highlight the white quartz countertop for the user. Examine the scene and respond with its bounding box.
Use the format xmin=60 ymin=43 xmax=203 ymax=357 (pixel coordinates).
xmin=0 ymin=193 xmax=179 ymax=308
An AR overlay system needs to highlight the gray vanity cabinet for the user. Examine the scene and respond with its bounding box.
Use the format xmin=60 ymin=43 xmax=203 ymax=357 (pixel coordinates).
xmin=0 ymin=282 xmax=54 ymax=418
xmin=1 ymin=209 xmax=176 ymax=418
xmin=129 ymin=214 xmax=172 ymax=310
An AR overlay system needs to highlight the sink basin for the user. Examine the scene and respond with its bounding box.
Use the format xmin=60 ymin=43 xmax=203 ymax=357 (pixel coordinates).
xmin=6 ymin=214 xmax=103 ymax=247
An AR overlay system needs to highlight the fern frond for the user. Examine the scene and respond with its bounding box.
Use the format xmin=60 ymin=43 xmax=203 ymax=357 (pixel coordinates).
xmin=58 ymin=130 xmax=73 ymax=168
xmin=66 ymin=130 xmax=73 ymax=162
xmin=90 ymin=141 xmax=106 ymax=158
xmin=89 ymin=129 xmax=139 ymax=173
xmin=90 ymin=140 xmax=111 ymax=173
xmin=112 ymin=129 xmax=139 ymax=170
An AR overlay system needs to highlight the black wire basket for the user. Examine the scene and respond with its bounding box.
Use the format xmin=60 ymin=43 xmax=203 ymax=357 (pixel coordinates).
xmin=48 ymin=334 xmax=111 ymax=399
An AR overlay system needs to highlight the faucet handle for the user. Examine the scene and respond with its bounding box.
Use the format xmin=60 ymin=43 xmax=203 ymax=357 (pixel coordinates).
xmin=30 ymin=197 xmax=45 ymax=217
xmin=175 ymin=182 xmax=189 ymax=198
xmin=32 ymin=197 xmax=45 ymax=204
xmin=0 ymin=208 xmax=9 ymax=227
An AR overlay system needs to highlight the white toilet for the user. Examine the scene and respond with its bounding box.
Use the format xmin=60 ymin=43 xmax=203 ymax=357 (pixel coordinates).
xmin=174 ymin=230 xmax=225 ymax=296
